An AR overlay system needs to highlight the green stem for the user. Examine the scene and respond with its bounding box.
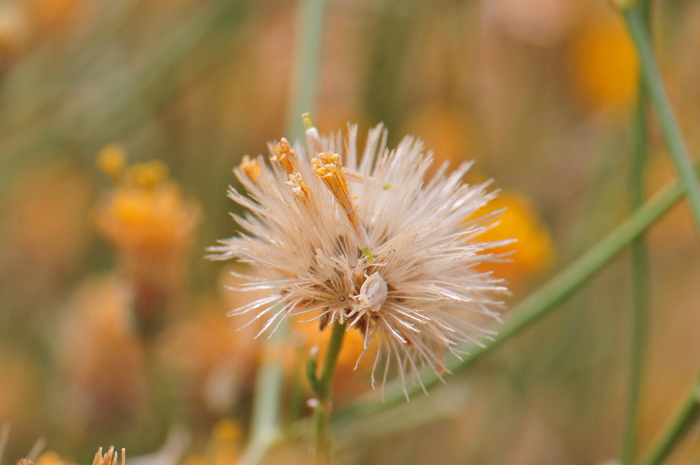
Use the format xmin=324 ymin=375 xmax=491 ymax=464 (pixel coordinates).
xmin=285 ymin=0 xmax=327 ymax=142
xmin=621 ymin=93 xmax=650 ymax=465
xmin=237 ymin=323 xmax=288 ymax=465
xmin=311 ymin=322 xmax=346 ymax=465
xmin=623 ymin=6 xmax=700 ymax=236
xmin=640 ymin=375 xmax=700 ymax=465
xmin=336 ymin=164 xmax=694 ymax=419
xmin=621 ymin=3 xmax=651 ymax=462
xmin=289 ymin=353 xmax=311 ymax=424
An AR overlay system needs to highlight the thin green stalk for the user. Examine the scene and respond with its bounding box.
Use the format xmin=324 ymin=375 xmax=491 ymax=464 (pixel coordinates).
xmin=621 ymin=2 xmax=651 ymax=462
xmin=319 ymin=322 xmax=348 ymax=394
xmin=238 ymin=0 xmax=327 ymax=462
xmin=289 ymin=354 xmax=311 ymax=424
xmin=308 ymin=322 xmax=347 ymax=465
xmin=640 ymin=374 xmax=700 ymax=465
xmin=336 ymin=164 xmax=694 ymax=420
xmin=238 ymin=323 xmax=288 ymax=465
xmin=623 ymin=5 xmax=700 ymax=236
xmin=285 ymin=0 xmax=327 ymax=142
xmin=621 ymin=93 xmax=650 ymax=465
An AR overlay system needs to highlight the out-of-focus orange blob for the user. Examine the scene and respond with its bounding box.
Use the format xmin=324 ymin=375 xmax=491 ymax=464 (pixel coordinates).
xmin=210 ymin=419 xmax=241 ymax=465
xmin=0 ymin=3 xmax=30 ymax=57
xmin=35 ymin=451 xmax=75 ymax=465
xmin=473 ymin=191 xmax=555 ymax=286
xmin=568 ymin=17 xmax=639 ymax=111
xmin=494 ymin=0 xmax=581 ymax=46
xmin=95 ymin=158 xmax=198 ymax=257
xmin=181 ymin=420 xmax=243 ymax=465
xmin=0 ymin=347 xmax=39 ymax=424
xmin=3 ymin=164 xmax=95 ymax=297
xmin=158 ymin=302 xmax=254 ymax=415
xmin=96 ymin=144 xmax=127 ymax=182
xmin=57 ymin=276 xmax=147 ymax=423
xmin=24 ymin=0 xmax=82 ymax=30
xmin=402 ymin=103 xmax=477 ymax=174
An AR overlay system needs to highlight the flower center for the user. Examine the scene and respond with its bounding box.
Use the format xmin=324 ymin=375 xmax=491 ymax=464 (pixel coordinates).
xmin=356 ymin=272 xmax=388 ymax=313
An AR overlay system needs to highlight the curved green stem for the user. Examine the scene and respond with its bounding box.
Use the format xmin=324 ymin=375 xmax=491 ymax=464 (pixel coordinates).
xmin=335 ymin=162 xmax=696 ymax=419
xmin=620 ymin=3 xmax=651 ymax=462
xmin=309 ymin=322 xmax=346 ymax=465
xmin=623 ymin=5 xmax=700 ymax=236
xmin=640 ymin=375 xmax=700 ymax=465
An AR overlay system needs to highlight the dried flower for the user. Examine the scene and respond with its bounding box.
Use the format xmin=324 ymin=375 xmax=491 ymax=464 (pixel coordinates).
xmin=209 ymin=122 xmax=510 ymax=397
xmin=92 ymin=447 xmax=125 ymax=465
xmin=21 ymin=448 xmax=125 ymax=465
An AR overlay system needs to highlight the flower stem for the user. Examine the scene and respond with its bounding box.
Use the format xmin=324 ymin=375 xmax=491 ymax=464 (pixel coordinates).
xmin=309 ymin=322 xmax=346 ymax=465
xmin=237 ymin=322 xmax=288 ymax=465
xmin=286 ymin=0 xmax=327 ymax=142
xmin=623 ymin=5 xmax=700 ymax=237
xmin=640 ymin=374 xmax=700 ymax=465
xmin=335 ymin=160 xmax=698 ymax=419
xmin=620 ymin=4 xmax=651 ymax=463
xmin=620 ymin=94 xmax=650 ymax=465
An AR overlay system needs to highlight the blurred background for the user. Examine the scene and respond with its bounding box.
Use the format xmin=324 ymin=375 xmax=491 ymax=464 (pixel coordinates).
xmin=1 ymin=0 xmax=700 ymax=463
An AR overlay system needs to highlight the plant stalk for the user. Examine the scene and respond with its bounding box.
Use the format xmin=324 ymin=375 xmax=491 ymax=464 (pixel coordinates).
xmin=620 ymin=2 xmax=651 ymax=462
xmin=310 ymin=322 xmax=346 ymax=465
xmin=640 ymin=375 xmax=700 ymax=465
xmin=286 ymin=0 xmax=327 ymax=142
xmin=238 ymin=323 xmax=288 ymax=465
xmin=623 ymin=5 xmax=700 ymax=236
xmin=620 ymin=92 xmax=650 ymax=465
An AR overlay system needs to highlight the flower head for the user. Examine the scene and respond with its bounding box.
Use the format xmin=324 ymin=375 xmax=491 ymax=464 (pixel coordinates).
xmin=92 ymin=447 xmax=125 ymax=465
xmin=94 ymin=150 xmax=201 ymax=333
xmin=209 ymin=122 xmax=510 ymax=397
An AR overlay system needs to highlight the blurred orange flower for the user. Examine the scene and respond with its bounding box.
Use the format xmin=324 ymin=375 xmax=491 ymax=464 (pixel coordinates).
xmin=402 ymin=103 xmax=477 ymax=174
xmin=158 ymin=301 xmax=255 ymax=415
xmin=2 ymin=163 xmax=95 ymax=300
xmin=182 ymin=419 xmax=242 ymax=465
xmin=95 ymin=148 xmax=199 ymax=258
xmin=35 ymin=451 xmax=75 ymax=465
xmin=57 ymin=276 xmax=147 ymax=425
xmin=0 ymin=3 xmax=29 ymax=58
xmin=473 ymin=191 xmax=555 ymax=286
xmin=568 ymin=16 xmax=639 ymax=111
xmin=24 ymin=0 xmax=82 ymax=30
xmin=94 ymin=146 xmax=200 ymax=333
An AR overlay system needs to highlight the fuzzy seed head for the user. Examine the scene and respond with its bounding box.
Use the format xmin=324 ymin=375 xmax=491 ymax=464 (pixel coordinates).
xmin=209 ymin=123 xmax=510 ymax=398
